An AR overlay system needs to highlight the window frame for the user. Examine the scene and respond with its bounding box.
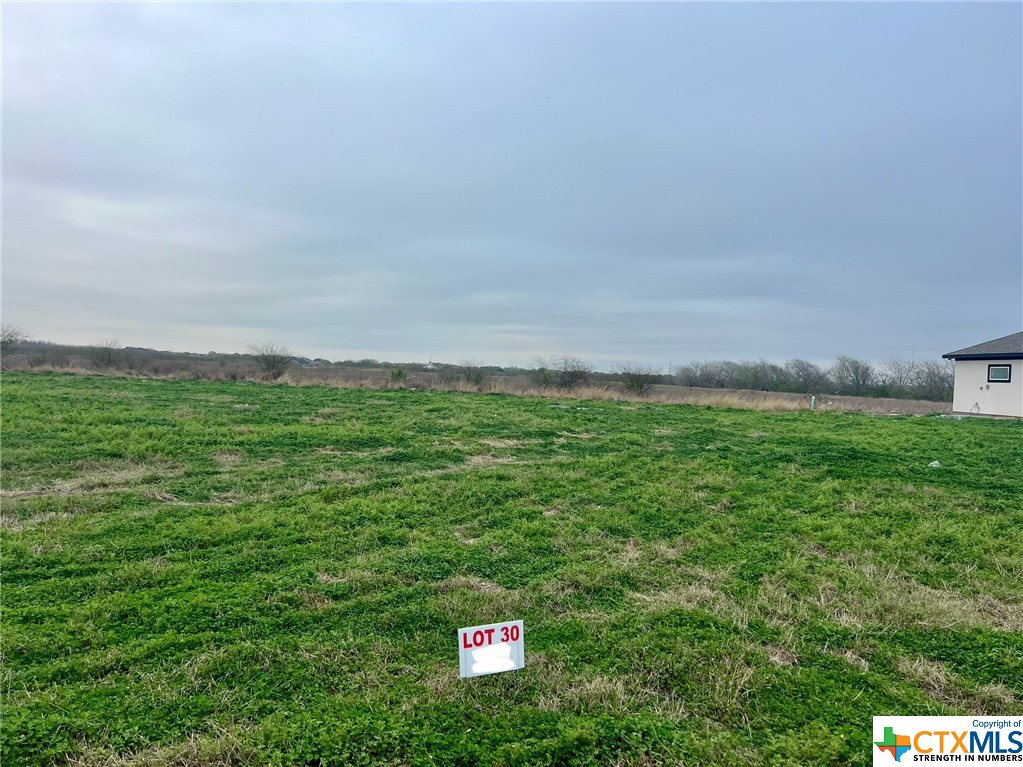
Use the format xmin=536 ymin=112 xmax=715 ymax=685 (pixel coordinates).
xmin=987 ymin=364 xmax=1012 ymax=383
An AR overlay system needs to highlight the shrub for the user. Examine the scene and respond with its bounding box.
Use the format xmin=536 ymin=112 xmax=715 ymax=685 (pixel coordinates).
xmin=87 ymin=339 xmax=124 ymax=370
xmin=530 ymin=355 xmax=591 ymax=390
xmin=249 ymin=342 xmax=292 ymax=380
xmin=460 ymin=360 xmax=486 ymax=389
xmin=615 ymin=364 xmax=662 ymax=396
xmin=528 ymin=357 xmax=557 ymax=389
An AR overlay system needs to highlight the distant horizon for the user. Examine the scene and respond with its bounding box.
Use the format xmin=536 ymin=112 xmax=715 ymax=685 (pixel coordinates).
xmin=11 ymin=329 xmax=1007 ymax=373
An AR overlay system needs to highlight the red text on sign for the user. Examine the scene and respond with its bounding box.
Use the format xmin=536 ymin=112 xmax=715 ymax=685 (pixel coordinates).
xmin=461 ymin=625 xmax=520 ymax=649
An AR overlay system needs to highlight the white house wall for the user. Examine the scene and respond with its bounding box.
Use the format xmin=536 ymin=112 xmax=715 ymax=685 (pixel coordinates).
xmin=952 ymin=358 xmax=1023 ymax=417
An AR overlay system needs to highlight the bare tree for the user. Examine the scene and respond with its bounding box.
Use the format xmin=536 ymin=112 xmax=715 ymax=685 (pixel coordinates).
xmin=673 ymin=361 xmax=731 ymax=388
xmin=249 ymin=342 xmax=292 ymax=380
xmin=831 ymin=356 xmax=875 ymax=396
xmin=528 ymin=356 xmax=558 ymax=389
xmin=785 ymin=359 xmax=831 ymax=393
xmin=438 ymin=366 xmax=461 ymax=386
xmin=543 ymin=354 xmax=591 ymax=390
xmin=0 ymin=323 xmax=27 ymax=355
xmin=88 ymin=339 xmax=124 ymax=369
xmin=615 ymin=364 xmax=662 ymax=396
xmin=916 ymin=360 xmax=955 ymax=401
xmin=881 ymin=357 xmax=918 ymax=390
xmin=459 ymin=359 xmax=486 ymax=389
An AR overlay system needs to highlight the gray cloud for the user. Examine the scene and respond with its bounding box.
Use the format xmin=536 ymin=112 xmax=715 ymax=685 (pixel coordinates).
xmin=3 ymin=2 xmax=1020 ymax=367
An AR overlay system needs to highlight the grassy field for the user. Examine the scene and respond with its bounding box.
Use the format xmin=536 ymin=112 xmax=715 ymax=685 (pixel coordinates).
xmin=2 ymin=372 xmax=1020 ymax=766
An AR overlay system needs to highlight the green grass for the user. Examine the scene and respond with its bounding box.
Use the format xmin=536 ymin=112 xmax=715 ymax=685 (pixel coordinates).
xmin=2 ymin=372 xmax=1021 ymax=766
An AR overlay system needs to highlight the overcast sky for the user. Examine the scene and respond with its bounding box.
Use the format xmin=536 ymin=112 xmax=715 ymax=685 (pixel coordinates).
xmin=3 ymin=2 xmax=1020 ymax=368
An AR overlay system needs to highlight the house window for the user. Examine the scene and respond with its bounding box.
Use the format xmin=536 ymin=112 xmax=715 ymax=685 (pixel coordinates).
xmin=987 ymin=364 xmax=1011 ymax=383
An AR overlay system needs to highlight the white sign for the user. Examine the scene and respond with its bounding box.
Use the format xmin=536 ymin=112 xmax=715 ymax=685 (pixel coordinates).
xmin=458 ymin=620 xmax=525 ymax=678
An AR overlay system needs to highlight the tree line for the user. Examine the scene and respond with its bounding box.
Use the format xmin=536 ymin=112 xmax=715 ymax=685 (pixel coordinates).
xmin=0 ymin=325 xmax=955 ymax=402
xmin=670 ymin=356 xmax=953 ymax=400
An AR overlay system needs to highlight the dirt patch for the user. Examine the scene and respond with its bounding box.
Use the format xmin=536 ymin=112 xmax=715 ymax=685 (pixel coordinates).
xmin=558 ymin=432 xmax=597 ymax=439
xmin=766 ymin=646 xmax=797 ymax=666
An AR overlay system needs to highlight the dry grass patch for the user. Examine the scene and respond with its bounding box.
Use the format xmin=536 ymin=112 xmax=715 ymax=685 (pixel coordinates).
xmin=631 ymin=569 xmax=740 ymax=626
xmin=301 ymin=407 xmax=346 ymax=425
xmin=321 ymin=470 xmax=370 ymax=486
xmin=898 ymin=656 xmax=1022 ymax=713
xmin=212 ymin=451 xmax=243 ymax=469
xmin=465 ymin=454 xmax=519 ymax=467
xmin=1 ymin=462 xmax=182 ymax=499
xmin=453 ymin=526 xmax=478 ymax=546
xmin=295 ymin=589 xmax=331 ymax=610
xmin=552 ymin=674 xmax=690 ymax=720
xmin=67 ymin=728 xmax=254 ymax=767
xmin=352 ymin=446 xmax=396 ymax=457
xmin=207 ymin=492 xmax=240 ymax=506
xmin=479 ymin=438 xmax=539 ymax=449
xmin=648 ymin=539 xmax=693 ymax=560
xmin=703 ymin=655 xmax=758 ymax=721
xmin=843 ymin=562 xmax=1023 ymax=632
xmin=0 ymin=510 xmax=77 ymax=531
xmin=436 ymin=575 xmax=507 ymax=594
xmin=835 ymin=649 xmax=871 ymax=670
xmin=755 ymin=559 xmax=1023 ymax=633
xmin=315 ymin=568 xmax=387 ymax=588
